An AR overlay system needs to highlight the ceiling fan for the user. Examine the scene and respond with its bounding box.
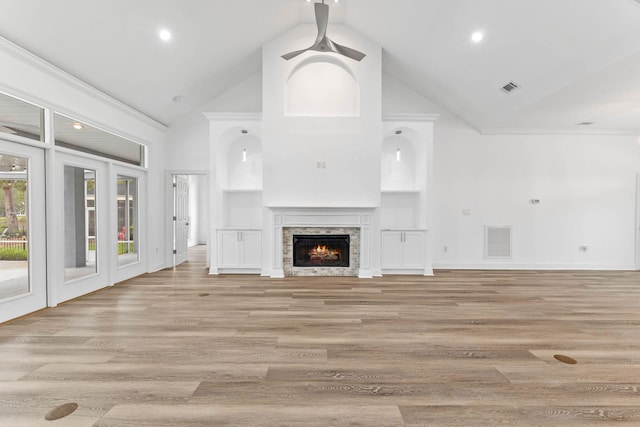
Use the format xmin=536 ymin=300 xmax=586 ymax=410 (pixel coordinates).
xmin=281 ymin=0 xmax=366 ymax=62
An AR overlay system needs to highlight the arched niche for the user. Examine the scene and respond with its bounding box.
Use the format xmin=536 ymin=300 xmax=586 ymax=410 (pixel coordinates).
xmin=381 ymin=128 xmax=417 ymax=190
xmin=220 ymin=128 xmax=263 ymax=190
xmin=285 ymin=55 xmax=360 ymax=117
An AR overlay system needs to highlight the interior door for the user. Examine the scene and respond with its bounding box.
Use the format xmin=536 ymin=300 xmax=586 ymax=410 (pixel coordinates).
xmin=174 ymin=175 xmax=189 ymax=266
xmin=0 ymin=140 xmax=46 ymax=323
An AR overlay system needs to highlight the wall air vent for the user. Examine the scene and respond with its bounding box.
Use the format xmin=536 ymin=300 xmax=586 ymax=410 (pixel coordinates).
xmin=485 ymin=226 xmax=512 ymax=258
xmin=501 ymin=81 xmax=520 ymax=93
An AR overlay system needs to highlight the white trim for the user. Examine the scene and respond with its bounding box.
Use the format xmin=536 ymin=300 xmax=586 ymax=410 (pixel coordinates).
xmin=480 ymin=128 xmax=640 ymax=136
xmin=382 ymin=113 xmax=439 ymax=122
xmin=433 ymin=262 xmax=637 ymax=271
xmin=0 ymin=36 xmax=167 ymax=131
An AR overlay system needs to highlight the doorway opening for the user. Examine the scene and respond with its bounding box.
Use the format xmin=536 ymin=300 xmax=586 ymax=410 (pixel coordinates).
xmin=172 ymin=173 xmax=209 ymax=268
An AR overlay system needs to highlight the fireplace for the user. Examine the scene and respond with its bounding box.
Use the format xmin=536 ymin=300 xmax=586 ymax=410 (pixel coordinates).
xmin=293 ymin=234 xmax=349 ymax=267
xmin=280 ymin=222 xmax=365 ymax=277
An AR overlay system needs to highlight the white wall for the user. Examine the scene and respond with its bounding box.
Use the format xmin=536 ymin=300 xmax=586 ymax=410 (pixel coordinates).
xmin=261 ymin=25 xmax=382 ymax=208
xmin=170 ymin=52 xmax=640 ymax=272
xmin=165 ymin=73 xmax=262 ymax=172
xmin=383 ymin=73 xmax=640 ymax=269
xmin=434 ymin=129 xmax=640 ymax=269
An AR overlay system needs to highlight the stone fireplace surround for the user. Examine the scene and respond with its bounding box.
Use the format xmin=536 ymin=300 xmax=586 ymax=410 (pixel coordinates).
xmin=267 ymin=208 xmax=375 ymax=278
xmin=284 ymin=227 xmax=359 ymax=276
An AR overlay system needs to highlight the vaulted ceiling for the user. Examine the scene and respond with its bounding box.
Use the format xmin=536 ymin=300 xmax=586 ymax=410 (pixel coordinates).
xmin=1 ymin=0 xmax=639 ymax=133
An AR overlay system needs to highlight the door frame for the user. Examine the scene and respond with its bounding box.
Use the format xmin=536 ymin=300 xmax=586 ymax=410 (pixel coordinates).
xmin=52 ymin=152 xmax=110 ymax=304
xmin=166 ymin=170 xmax=209 ymax=269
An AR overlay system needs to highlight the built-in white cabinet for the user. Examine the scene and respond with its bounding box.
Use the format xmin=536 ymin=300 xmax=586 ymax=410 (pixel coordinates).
xmin=381 ymin=230 xmax=426 ymax=273
xmin=217 ymin=229 xmax=262 ymax=273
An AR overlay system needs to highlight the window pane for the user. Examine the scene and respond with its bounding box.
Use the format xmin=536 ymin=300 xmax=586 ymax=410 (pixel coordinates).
xmin=117 ymin=175 xmax=138 ymax=266
xmin=0 ymin=153 xmax=29 ymax=299
xmin=54 ymin=114 xmax=144 ymax=166
xmin=64 ymin=166 xmax=97 ymax=281
xmin=0 ymin=92 xmax=44 ymax=142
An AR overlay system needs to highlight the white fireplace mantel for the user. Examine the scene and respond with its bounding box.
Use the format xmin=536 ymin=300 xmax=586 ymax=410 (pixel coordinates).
xmin=265 ymin=207 xmax=377 ymax=278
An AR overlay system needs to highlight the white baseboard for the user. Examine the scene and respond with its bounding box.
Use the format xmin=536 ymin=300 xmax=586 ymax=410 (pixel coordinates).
xmin=433 ymin=262 xmax=637 ymax=271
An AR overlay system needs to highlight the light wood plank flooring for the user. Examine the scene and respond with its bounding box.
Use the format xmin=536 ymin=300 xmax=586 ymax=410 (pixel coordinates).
xmin=2 ymin=246 xmax=640 ymax=426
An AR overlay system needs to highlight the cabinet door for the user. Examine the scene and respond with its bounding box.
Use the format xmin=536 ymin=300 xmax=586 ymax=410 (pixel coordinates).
xmin=381 ymin=231 xmax=403 ymax=269
xmin=240 ymin=231 xmax=262 ymax=268
xmin=219 ymin=231 xmax=241 ymax=268
xmin=402 ymin=231 xmax=425 ymax=269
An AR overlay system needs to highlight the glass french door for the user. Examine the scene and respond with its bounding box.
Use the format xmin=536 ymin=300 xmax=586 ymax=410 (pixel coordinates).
xmin=0 ymin=140 xmax=46 ymax=323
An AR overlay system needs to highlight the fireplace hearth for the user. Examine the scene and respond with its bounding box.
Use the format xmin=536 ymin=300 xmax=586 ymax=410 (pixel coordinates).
xmin=293 ymin=235 xmax=349 ymax=267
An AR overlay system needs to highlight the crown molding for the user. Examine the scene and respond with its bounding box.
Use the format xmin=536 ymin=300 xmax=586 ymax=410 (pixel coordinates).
xmin=204 ymin=112 xmax=263 ymax=122
xmin=382 ymin=113 xmax=440 ymax=122
xmin=0 ymin=36 xmax=167 ymax=132
xmin=480 ymin=128 xmax=640 ymax=136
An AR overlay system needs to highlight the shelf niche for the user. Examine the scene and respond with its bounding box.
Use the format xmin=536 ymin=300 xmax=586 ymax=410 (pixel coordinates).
xmin=381 ymin=129 xmax=416 ymax=191
xmin=217 ymin=126 xmax=263 ymax=229
xmin=222 ymin=128 xmax=263 ymax=191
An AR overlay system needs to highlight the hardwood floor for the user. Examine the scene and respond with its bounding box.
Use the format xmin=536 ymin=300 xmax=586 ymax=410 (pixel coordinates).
xmin=2 ymin=246 xmax=640 ymax=426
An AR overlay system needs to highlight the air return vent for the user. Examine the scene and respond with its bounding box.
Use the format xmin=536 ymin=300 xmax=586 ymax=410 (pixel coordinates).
xmin=501 ymin=81 xmax=519 ymax=93
xmin=485 ymin=226 xmax=512 ymax=258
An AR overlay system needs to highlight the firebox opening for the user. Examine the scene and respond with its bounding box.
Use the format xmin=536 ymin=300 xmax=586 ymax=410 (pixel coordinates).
xmin=293 ymin=234 xmax=350 ymax=267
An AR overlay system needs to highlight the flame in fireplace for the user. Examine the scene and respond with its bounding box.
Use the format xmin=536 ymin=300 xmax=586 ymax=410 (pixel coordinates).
xmin=309 ymin=245 xmax=341 ymax=261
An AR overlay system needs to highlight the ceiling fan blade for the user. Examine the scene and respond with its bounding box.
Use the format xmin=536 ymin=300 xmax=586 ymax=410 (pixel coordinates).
xmin=281 ymin=48 xmax=310 ymax=60
xmin=328 ymin=39 xmax=366 ymax=62
xmin=281 ymin=0 xmax=365 ymax=62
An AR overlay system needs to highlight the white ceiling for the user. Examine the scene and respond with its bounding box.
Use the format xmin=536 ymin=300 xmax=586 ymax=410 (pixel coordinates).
xmin=1 ymin=0 xmax=639 ymax=133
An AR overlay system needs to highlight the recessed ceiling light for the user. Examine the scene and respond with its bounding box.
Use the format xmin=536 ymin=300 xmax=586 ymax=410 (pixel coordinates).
xmin=471 ymin=31 xmax=484 ymax=43
xmin=72 ymin=123 xmax=84 ymax=130
xmin=578 ymin=121 xmax=595 ymax=126
xmin=172 ymin=95 xmax=182 ymax=103
xmin=159 ymin=29 xmax=171 ymax=41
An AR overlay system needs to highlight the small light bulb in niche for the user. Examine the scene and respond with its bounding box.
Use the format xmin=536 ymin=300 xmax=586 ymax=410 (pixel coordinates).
xmin=72 ymin=123 xmax=84 ymax=130
xmin=396 ymin=148 xmax=401 ymax=162
xmin=242 ymin=149 xmax=247 ymax=162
